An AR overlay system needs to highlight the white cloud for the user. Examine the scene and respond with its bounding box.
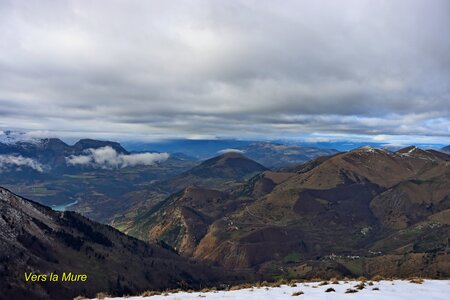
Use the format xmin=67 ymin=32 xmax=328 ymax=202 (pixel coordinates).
xmin=0 ymin=155 xmax=44 ymax=172
xmin=66 ymin=146 xmax=169 ymax=169
xmin=0 ymin=0 xmax=448 ymax=142
xmin=66 ymin=154 xmax=91 ymax=165
xmin=217 ymin=148 xmax=245 ymax=154
xmin=119 ymin=152 xmax=168 ymax=167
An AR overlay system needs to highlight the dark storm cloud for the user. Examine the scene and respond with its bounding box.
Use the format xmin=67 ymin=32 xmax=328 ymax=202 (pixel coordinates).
xmin=0 ymin=0 xmax=449 ymax=143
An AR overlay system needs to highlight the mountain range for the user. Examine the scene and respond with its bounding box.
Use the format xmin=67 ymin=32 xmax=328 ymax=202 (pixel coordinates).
xmin=123 ymin=139 xmax=338 ymax=168
xmin=0 ymin=137 xmax=337 ymax=224
xmin=0 ymin=138 xmax=127 ymax=171
xmin=0 ymin=137 xmax=197 ymax=222
xmin=238 ymin=142 xmax=338 ymax=168
xmin=124 ymin=146 xmax=450 ymax=279
xmin=123 ymin=138 xmax=447 ymax=154
xmin=1 ymin=134 xmax=449 ymax=298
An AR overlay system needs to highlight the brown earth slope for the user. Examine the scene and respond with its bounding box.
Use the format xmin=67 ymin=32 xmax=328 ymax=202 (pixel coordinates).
xmin=127 ymin=186 xmax=254 ymax=256
xmin=128 ymin=146 xmax=450 ymax=279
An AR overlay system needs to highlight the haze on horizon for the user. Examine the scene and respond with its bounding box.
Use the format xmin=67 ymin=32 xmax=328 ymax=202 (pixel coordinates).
xmin=0 ymin=0 xmax=449 ymax=146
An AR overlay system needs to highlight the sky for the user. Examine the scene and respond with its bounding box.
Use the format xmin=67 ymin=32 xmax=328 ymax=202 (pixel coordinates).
xmin=0 ymin=0 xmax=449 ymax=145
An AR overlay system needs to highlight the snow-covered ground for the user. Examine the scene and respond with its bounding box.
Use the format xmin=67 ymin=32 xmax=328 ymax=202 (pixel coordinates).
xmin=96 ymin=279 xmax=449 ymax=300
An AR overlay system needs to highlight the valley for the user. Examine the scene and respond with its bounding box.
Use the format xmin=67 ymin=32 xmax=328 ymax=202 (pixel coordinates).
xmin=0 ymin=137 xmax=334 ymax=223
xmin=2 ymin=1 xmax=449 ymax=298
xmin=1 ymin=136 xmax=449 ymax=299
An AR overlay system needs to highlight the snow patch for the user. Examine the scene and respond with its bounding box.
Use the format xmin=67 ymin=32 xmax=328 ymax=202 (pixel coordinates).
xmin=407 ymin=146 xmax=417 ymax=154
xmin=94 ymin=280 xmax=449 ymax=300
xmin=0 ymin=130 xmax=41 ymax=145
xmin=358 ymin=146 xmax=389 ymax=154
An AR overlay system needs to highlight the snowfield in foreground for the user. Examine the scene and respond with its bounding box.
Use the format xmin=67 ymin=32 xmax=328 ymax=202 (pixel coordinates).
xmin=97 ymin=279 xmax=449 ymax=300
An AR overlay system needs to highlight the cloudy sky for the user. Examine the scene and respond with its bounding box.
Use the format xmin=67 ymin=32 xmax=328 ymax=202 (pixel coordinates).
xmin=0 ymin=0 xmax=449 ymax=144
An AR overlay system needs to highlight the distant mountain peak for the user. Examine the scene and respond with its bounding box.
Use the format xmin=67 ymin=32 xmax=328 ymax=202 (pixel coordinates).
xmin=397 ymin=145 xmax=418 ymax=153
xmin=73 ymin=138 xmax=128 ymax=154
xmin=339 ymin=145 xmax=447 ymax=163
xmin=160 ymin=152 xmax=268 ymax=192
xmin=37 ymin=137 xmax=70 ymax=148
xmin=0 ymin=130 xmax=40 ymax=145
xmin=355 ymin=145 xmax=387 ymax=152
xmin=346 ymin=146 xmax=391 ymax=157
xmin=218 ymin=151 xmax=246 ymax=158
xmin=215 ymin=151 xmax=249 ymax=162
xmin=395 ymin=146 xmax=442 ymax=161
xmin=197 ymin=152 xmax=267 ymax=171
xmin=441 ymin=145 xmax=450 ymax=153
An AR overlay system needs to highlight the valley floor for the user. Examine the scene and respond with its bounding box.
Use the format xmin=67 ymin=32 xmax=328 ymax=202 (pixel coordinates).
xmin=94 ymin=279 xmax=449 ymax=300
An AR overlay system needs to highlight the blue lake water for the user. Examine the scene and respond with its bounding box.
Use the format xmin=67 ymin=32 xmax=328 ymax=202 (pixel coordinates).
xmin=51 ymin=200 xmax=78 ymax=211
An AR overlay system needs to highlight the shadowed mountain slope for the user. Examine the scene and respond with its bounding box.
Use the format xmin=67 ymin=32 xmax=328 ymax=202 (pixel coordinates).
xmin=0 ymin=187 xmax=245 ymax=300
xmin=442 ymin=145 xmax=450 ymax=154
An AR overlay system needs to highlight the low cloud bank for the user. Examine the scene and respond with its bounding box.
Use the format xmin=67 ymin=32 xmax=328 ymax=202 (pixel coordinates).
xmin=0 ymin=155 xmax=44 ymax=172
xmin=217 ymin=148 xmax=245 ymax=154
xmin=66 ymin=146 xmax=169 ymax=169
